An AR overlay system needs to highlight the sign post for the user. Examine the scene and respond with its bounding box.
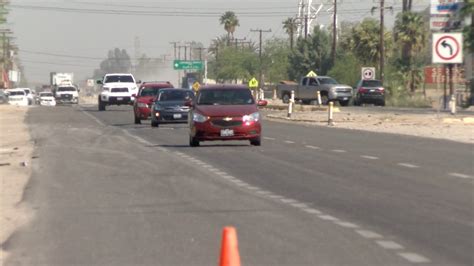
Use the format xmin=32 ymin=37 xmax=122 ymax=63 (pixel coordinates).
xmin=173 ymin=60 xmax=204 ymax=70
xmin=432 ymin=32 xmax=463 ymax=111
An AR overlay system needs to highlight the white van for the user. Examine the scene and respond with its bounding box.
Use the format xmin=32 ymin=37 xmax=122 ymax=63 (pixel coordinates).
xmin=6 ymin=89 xmax=29 ymax=106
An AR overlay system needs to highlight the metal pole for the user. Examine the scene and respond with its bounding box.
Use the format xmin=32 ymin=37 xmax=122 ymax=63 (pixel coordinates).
xmin=443 ymin=65 xmax=448 ymax=110
xmin=379 ymin=0 xmax=385 ymax=83
xmin=288 ymin=90 xmax=295 ymax=118
xmin=328 ymin=101 xmax=334 ymax=126
xmin=317 ymin=91 xmax=322 ymax=107
xmin=331 ymin=0 xmax=337 ymax=65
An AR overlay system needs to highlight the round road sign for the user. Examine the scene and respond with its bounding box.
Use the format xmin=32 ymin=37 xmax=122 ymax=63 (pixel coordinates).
xmin=362 ymin=67 xmax=375 ymax=80
xmin=435 ymin=36 xmax=460 ymax=61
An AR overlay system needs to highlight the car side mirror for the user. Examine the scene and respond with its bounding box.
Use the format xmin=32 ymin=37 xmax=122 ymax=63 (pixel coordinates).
xmin=96 ymin=80 xmax=103 ymax=85
xmin=257 ymin=100 xmax=268 ymax=107
xmin=184 ymin=99 xmax=193 ymax=107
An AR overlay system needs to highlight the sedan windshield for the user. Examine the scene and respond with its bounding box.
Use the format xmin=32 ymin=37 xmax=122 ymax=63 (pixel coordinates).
xmin=158 ymin=90 xmax=194 ymax=101
xmin=9 ymin=91 xmax=25 ymax=96
xmin=197 ymin=89 xmax=254 ymax=105
xmin=362 ymin=80 xmax=383 ymax=87
xmin=105 ymin=75 xmax=134 ymax=83
xmin=139 ymin=87 xmax=167 ymax=96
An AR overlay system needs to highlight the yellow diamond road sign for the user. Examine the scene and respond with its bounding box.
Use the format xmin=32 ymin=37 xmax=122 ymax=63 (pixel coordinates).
xmin=248 ymin=77 xmax=259 ymax=88
xmin=192 ymin=81 xmax=200 ymax=92
xmin=306 ymin=71 xmax=317 ymax=77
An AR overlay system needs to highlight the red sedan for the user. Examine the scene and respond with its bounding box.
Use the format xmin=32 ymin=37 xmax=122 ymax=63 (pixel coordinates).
xmin=188 ymin=85 xmax=267 ymax=147
xmin=133 ymin=82 xmax=174 ymax=124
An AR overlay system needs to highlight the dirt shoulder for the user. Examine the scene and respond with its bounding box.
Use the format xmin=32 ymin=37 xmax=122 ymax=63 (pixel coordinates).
xmin=264 ymin=101 xmax=474 ymax=144
xmin=0 ymin=105 xmax=34 ymax=263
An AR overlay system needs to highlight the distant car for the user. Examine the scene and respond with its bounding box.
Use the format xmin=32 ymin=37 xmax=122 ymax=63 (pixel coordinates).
xmin=133 ymin=81 xmax=174 ymax=124
xmin=6 ymin=89 xmax=29 ymax=106
xmin=55 ymin=85 xmax=79 ymax=104
xmin=150 ymin=89 xmax=194 ymax=127
xmin=353 ymin=79 xmax=385 ymax=106
xmin=0 ymin=90 xmax=8 ymax=104
xmin=97 ymin=73 xmax=139 ymax=111
xmin=188 ymin=85 xmax=267 ymax=147
xmin=17 ymin=88 xmax=34 ymax=105
xmin=38 ymin=92 xmax=56 ymax=106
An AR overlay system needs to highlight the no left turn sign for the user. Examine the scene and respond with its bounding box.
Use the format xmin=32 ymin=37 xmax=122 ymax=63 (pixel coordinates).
xmin=361 ymin=67 xmax=376 ymax=80
xmin=432 ymin=33 xmax=463 ymax=64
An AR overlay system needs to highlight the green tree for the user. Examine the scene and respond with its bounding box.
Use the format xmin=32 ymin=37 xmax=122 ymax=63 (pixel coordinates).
xmin=282 ymin=17 xmax=298 ymax=50
xmin=288 ymin=26 xmax=332 ymax=80
xmin=461 ymin=1 xmax=474 ymax=52
xmin=219 ymin=11 xmax=240 ymax=44
xmin=349 ymin=19 xmax=392 ymax=76
xmin=328 ymin=53 xmax=361 ymax=87
xmin=93 ymin=48 xmax=132 ymax=79
xmin=393 ymin=12 xmax=426 ymax=92
xmin=262 ymin=39 xmax=291 ymax=83
xmin=208 ymin=46 xmax=258 ymax=82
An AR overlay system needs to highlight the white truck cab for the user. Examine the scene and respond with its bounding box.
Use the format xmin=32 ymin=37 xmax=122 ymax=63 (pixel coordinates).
xmin=97 ymin=73 xmax=139 ymax=111
xmin=6 ymin=89 xmax=29 ymax=106
xmin=55 ymin=82 xmax=79 ymax=104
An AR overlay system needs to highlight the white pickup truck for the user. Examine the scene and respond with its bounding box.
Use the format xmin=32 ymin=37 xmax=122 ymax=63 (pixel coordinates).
xmin=97 ymin=73 xmax=139 ymax=111
xmin=55 ymin=85 xmax=79 ymax=104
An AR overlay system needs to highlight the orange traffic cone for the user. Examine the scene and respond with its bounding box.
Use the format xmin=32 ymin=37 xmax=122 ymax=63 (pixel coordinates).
xmin=219 ymin=227 xmax=241 ymax=266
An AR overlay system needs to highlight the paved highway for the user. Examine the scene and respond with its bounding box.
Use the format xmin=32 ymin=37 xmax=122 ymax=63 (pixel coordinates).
xmin=5 ymin=105 xmax=473 ymax=266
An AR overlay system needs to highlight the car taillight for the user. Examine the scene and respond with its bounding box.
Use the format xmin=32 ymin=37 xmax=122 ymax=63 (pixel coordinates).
xmin=378 ymin=87 xmax=385 ymax=94
xmin=359 ymin=87 xmax=369 ymax=93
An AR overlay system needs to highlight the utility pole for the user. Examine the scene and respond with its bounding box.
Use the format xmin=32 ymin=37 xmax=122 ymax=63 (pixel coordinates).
xmin=331 ymin=0 xmax=337 ymax=65
xmin=169 ymin=42 xmax=178 ymax=59
xmin=372 ymin=0 xmax=392 ymax=83
xmin=233 ymin=37 xmax=247 ymax=49
xmin=250 ymin=29 xmax=271 ymax=91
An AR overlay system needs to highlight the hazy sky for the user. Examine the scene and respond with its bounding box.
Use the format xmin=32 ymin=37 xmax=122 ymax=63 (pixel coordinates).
xmin=9 ymin=0 xmax=429 ymax=85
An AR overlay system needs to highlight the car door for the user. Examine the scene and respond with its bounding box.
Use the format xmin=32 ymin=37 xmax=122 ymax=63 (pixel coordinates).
xmin=304 ymin=77 xmax=319 ymax=99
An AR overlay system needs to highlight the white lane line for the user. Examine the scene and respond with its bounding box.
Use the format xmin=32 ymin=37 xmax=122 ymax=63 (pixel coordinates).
xmin=376 ymin=241 xmax=404 ymax=250
xmin=284 ymin=140 xmax=295 ymax=144
xmin=356 ymin=230 xmax=383 ymax=239
xmin=256 ymin=190 xmax=272 ymax=195
xmin=291 ymin=203 xmax=309 ymax=209
xmin=246 ymin=186 xmax=259 ymax=190
xmin=398 ymin=253 xmax=430 ymax=263
xmin=302 ymin=208 xmax=322 ymax=214
xmin=332 ymin=149 xmax=347 ymax=153
xmin=449 ymin=172 xmax=472 ymax=179
xmin=318 ymin=215 xmax=339 ymax=221
xmin=335 ymin=221 xmax=359 ymax=228
xmin=361 ymin=155 xmax=379 ymax=160
xmin=398 ymin=163 xmax=419 ymax=168
xmin=81 ymin=108 xmax=106 ymax=126
xmin=201 ymin=164 xmax=213 ymax=168
xmin=215 ymin=171 xmax=227 ymax=176
xmin=263 ymin=137 xmax=276 ymax=140
xmin=268 ymin=195 xmax=284 ymax=200
xmin=305 ymin=145 xmax=321 ymax=150
xmin=280 ymin=198 xmax=298 ymax=204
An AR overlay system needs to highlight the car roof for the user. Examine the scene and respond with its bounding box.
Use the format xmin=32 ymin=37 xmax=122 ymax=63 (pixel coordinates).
xmin=104 ymin=73 xmax=133 ymax=76
xmin=200 ymin=84 xmax=249 ymax=90
xmin=140 ymin=82 xmax=174 ymax=88
xmin=8 ymin=88 xmax=26 ymax=92
xmin=159 ymin=88 xmax=191 ymax=92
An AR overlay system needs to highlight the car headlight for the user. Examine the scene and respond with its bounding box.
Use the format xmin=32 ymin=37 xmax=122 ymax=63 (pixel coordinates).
xmin=193 ymin=113 xmax=209 ymax=123
xmin=137 ymin=102 xmax=148 ymax=108
xmin=243 ymin=112 xmax=260 ymax=122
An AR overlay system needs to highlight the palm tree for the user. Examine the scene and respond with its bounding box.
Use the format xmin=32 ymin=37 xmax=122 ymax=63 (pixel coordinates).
xmin=282 ymin=17 xmax=298 ymax=50
xmin=219 ymin=11 xmax=240 ymax=45
xmin=394 ymin=12 xmax=426 ymax=92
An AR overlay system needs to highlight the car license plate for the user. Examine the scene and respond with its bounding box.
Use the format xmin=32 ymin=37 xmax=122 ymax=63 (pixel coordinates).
xmin=173 ymin=113 xmax=182 ymax=119
xmin=117 ymin=97 xmax=123 ymax=101
xmin=343 ymin=97 xmax=348 ymax=100
xmin=370 ymin=89 xmax=375 ymax=92
xmin=220 ymin=129 xmax=234 ymax=137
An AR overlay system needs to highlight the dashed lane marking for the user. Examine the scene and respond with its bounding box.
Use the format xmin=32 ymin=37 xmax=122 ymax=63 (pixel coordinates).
xmin=263 ymin=137 xmax=276 ymax=140
xmin=305 ymin=145 xmax=321 ymax=150
xmin=449 ymin=172 xmax=472 ymax=179
xmin=397 ymin=163 xmax=419 ymax=168
xmin=356 ymin=230 xmax=383 ymax=239
xmin=268 ymin=195 xmax=284 ymax=200
xmin=376 ymin=241 xmax=404 ymax=250
xmin=80 ymin=108 xmax=106 ymax=126
xmin=284 ymin=140 xmax=295 ymax=144
xmin=398 ymin=253 xmax=431 ymax=263
xmin=318 ymin=215 xmax=339 ymax=221
xmin=291 ymin=203 xmax=309 ymax=209
xmin=335 ymin=221 xmax=359 ymax=228
xmin=302 ymin=208 xmax=322 ymax=214
xmin=280 ymin=198 xmax=298 ymax=204
xmin=361 ymin=155 xmax=379 ymax=160
xmin=332 ymin=149 xmax=347 ymax=153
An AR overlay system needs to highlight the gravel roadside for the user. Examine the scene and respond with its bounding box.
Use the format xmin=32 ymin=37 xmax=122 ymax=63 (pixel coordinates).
xmin=0 ymin=105 xmax=34 ymax=263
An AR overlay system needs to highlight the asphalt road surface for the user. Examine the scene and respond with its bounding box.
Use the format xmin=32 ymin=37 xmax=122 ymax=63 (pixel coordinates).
xmin=4 ymin=104 xmax=473 ymax=266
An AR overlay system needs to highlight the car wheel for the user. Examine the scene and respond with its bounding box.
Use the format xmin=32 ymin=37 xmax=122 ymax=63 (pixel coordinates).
xmin=282 ymin=93 xmax=290 ymax=104
xmin=379 ymin=100 xmax=386 ymax=106
xmin=134 ymin=115 xmax=141 ymax=124
xmin=151 ymin=120 xmax=159 ymax=127
xmin=250 ymin=137 xmax=261 ymax=146
xmin=189 ymin=135 xmax=200 ymax=147
xmin=339 ymin=100 xmax=350 ymax=106
xmin=98 ymin=98 xmax=106 ymax=111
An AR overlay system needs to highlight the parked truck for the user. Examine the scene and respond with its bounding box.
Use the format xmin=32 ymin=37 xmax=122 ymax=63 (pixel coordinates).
xmin=276 ymin=76 xmax=353 ymax=106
